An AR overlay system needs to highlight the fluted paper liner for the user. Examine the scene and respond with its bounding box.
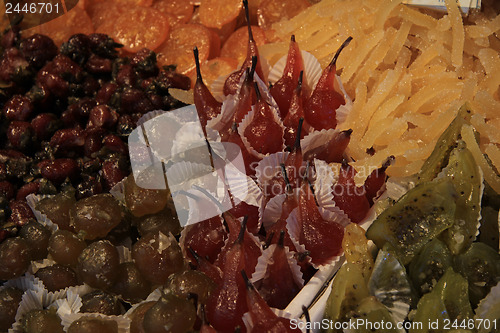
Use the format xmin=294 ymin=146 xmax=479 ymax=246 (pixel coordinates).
xmin=26 ymin=194 xmax=59 ymax=233
xmin=300 ymin=128 xmax=341 ymax=159
xmin=475 ymin=281 xmax=500 ymax=333
xmin=60 ymin=312 xmax=130 ymax=332
xmin=313 ymin=159 xmax=337 ymax=210
xmin=385 ymin=176 xmax=417 ymax=201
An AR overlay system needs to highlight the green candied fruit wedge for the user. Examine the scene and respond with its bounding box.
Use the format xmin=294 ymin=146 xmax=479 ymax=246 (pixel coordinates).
xmin=409 ymin=238 xmax=453 ymax=296
xmin=322 ymin=263 xmax=370 ymax=333
xmin=366 ymin=177 xmax=457 ymax=265
xmin=454 ymin=242 xmax=500 ymax=308
xmin=368 ymin=244 xmax=413 ymax=324
xmin=410 ymin=267 xmax=474 ymax=333
xmin=478 ymin=183 xmax=500 ymax=251
xmin=350 ymin=297 xmax=399 ymax=333
xmin=439 ymin=141 xmax=483 ymax=255
xmin=418 ymin=104 xmax=472 ymax=183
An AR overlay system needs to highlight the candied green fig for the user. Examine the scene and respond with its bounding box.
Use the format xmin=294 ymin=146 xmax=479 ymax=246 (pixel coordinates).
xmin=418 ymin=104 xmax=471 ymax=183
xmin=134 ymin=205 xmax=181 ymax=237
xmin=123 ymin=174 xmax=170 ymax=218
xmin=164 ymin=270 xmax=216 ymax=304
xmin=323 ymin=263 xmax=370 ymax=331
xmin=129 ymin=301 xmax=155 ymax=333
xmin=410 ymin=267 xmax=474 ymax=333
xmin=67 ymin=316 xmax=118 ymax=333
xmin=21 ymin=308 xmax=64 ymax=333
xmin=409 ymin=238 xmax=453 ymax=296
xmin=454 ymin=242 xmax=500 ymax=307
xmin=0 ymin=237 xmax=32 ymax=279
xmin=80 ymin=290 xmax=122 ymax=316
xmin=366 ymin=178 xmax=457 ymax=265
xmin=368 ymin=244 xmax=413 ymax=324
xmin=0 ymin=287 xmax=23 ymax=331
xmin=143 ymin=293 xmax=196 ymax=333
xmin=110 ymin=262 xmax=151 ymax=304
xmin=439 ymin=141 xmax=483 ymax=255
xmin=19 ymin=220 xmax=51 ymax=260
xmin=35 ymin=188 xmax=76 ymax=231
xmin=350 ymin=297 xmax=399 ymax=333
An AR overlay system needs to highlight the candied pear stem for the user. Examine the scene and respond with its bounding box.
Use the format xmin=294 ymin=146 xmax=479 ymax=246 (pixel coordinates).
xmin=381 ymin=155 xmax=396 ymax=171
xmin=253 ymin=81 xmax=261 ymax=101
xmin=295 ymin=117 xmax=304 ymax=152
xmin=329 ymin=36 xmax=353 ymax=68
xmin=342 ymin=128 xmax=353 ymax=137
xmin=280 ymin=163 xmax=292 ymax=193
xmin=264 ymin=231 xmax=275 ymax=250
xmin=240 ymin=269 xmax=254 ymax=290
xmin=278 ymin=230 xmax=285 ymax=248
xmin=193 ymin=46 xmax=202 ymax=83
xmin=187 ymin=247 xmax=201 ymax=264
xmin=249 ymin=55 xmax=257 ymax=80
xmin=235 ymin=215 xmax=249 ymax=245
xmin=291 ymin=34 xmax=295 ymax=43
xmin=243 ymin=0 xmax=254 ymax=42
xmin=296 ymin=70 xmax=303 ymax=93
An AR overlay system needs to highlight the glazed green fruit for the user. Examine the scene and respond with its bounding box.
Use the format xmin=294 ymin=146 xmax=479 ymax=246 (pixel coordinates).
xmin=454 ymin=242 xmax=500 ymax=307
xmin=19 ymin=220 xmax=51 ymax=260
xmin=77 ymin=240 xmax=120 ymax=290
xmin=35 ymin=264 xmax=78 ymax=292
xmin=134 ymin=206 xmax=181 ymax=237
xmin=36 ymin=189 xmax=76 ymax=231
xmin=409 ymin=238 xmax=453 ymax=296
xmin=351 ymin=297 xmax=398 ymax=333
xmin=21 ymin=309 xmax=64 ymax=333
xmin=143 ymin=294 xmax=196 ymax=333
xmin=0 ymin=237 xmax=32 ymax=279
xmin=71 ymin=194 xmax=124 ymax=240
xmin=110 ymin=262 xmax=151 ymax=303
xmin=48 ymin=230 xmax=86 ymax=267
xmin=0 ymin=287 xmax=23 ymax=331
xmin=80 ymin=290 xmax=122 ymax=316
xmin=418 ymin=104 xmax=471 ymax=183
xmin=123 ymin=174 xmax=170 ymax=218
xmin=366 ymin=178 xmax=457 ymax=265
xmin=67 ymin=317 xmax=118 ymax=333
xmin=439 ymin=141 xmax=482 ymax=254
xmin=410 ymin=267 xmax=474 ymax=333
xmin=165 ymin=270 xmax=216 ymax=304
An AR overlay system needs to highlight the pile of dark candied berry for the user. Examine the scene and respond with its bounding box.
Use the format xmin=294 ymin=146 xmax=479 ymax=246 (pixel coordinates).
xmin=0 ymin=23 xmax=190 ymax=239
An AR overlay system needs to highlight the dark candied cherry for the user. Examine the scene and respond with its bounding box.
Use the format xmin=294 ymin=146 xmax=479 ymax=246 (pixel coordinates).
xmin=116 ymin=114 xmax=136 ymax=137
xmin=364 ymin=155 xmax=394 ymax=204
xmin=223 ymin=0 xmax=264 ymax=96
xmin=36 ymin=55 xmax=81 ymax=98
xmin=1 ymin=25 xmax=20 ymax=49
xmin=0 ymin=287 xmax=24 ymax=331
xmin=0 ymin=237 xmax=32 ymax=279
xmin=101 ymin=158 xmax=128 ymax=190
xmin=304 ymin=37 xmax=352 ymax=131
xmin=20 ymin=34 xmax=58 ymax=69
xmin=88 ymin=33 xmax=121 ymax=59
xmin=0 ymin=47 xmax=30 ymax=83
xmin=116 ymin=64 xmax=137 ymax=87
xmin=303 ymin=129 xmax=352 ymax=164
xmin=18 ymin=220 xmax=51 ymax=260
xmin=75 ymin=174 xmax=104 ymax=200
xmin=283 ymin=73 xmax=309 ymax=148
xmin=60 ymin=34 xmax=92 ymax=66
xmin=7 ymin=120 xmax=33 ymax=151
xmin=0 ymin=181 xmax=15 ymax=201
xmin=143 ymin=294 xmax=196 ymax=333
xmin=48 ymin=230 xmax=86 ymax=267
xmin=155 ymin=65 xmax=191 ymax=91
xmin=85 ymin=54 xmax=113 ymax=74
xmin=31 ymin=113 xmax=61 ymax=140
xmin=3 ymin=95 xmax=34 ymax=121
xmin=87 ymin=105 xmax=118 ymax=129
xmin=241 ymin=270 xmax=302 ymax=332
xmin=332 ymin=161 xmax=370 ymax=223
xmin=129 ymin=301 xmax=155 ymax=333
xmin=67 ymin=316 xmax=118 ymax=333
xmin=134 ymin=205 xmax=181 ymax=238
xmin=20 ymin=308 xmax=64 ymax=333
xmin=123 ymin=174 xmax=170 ymax=218
xmin=8 ymin=199 xmax=36 ymax=227
xmin=111 ymin=262 xmax=151 ymax=304
xmin=35 ymin=265 xmax=79 ymax=292
xmin=101 ymin=134 xmax=128 ymax=155
xmin=81 ymin=75 xmax=100 ymax=96
xmin=270 ymin=35 xmax=308 ymax=118
xmin=16 ymin=181 xmax=40 ymax=200
xmin=243 ymin=83 xmax=284 ymax=156
xmin=71 ymin=193 xmax=123 ymax=240
xmin=131 ymin=48 xmax=158 ymax=78
xmin=80 ymin=290 xmax=122 ymax=316
xmin=83 ymin=127 xmax=106 ymax=158
xmin=182 ymin=216 xmax=227 ymax=264
xmin=96 ymin=82 xmax=118 ymax=105
xmin=36 ymin=189 xmax=76 ymax=231
xmin=193 ymin=46 xmax=222 ymax=133
xmin=165 ymin=270 xmax=216 ymax=305
xmin=119 ymin=87 xmax=154 ymax=114
xmin=49 ymin=128 xmax=86 ymax=157
xmin=132 ymin=231 xmax=185 ymax=285
xmin=77 ymin=240 xmax=120 ymax=290
xmin=38 ymin=158 xmax=79 ymax=185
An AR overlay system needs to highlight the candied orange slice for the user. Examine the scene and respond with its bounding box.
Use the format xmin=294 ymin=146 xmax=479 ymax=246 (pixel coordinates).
xmin=198 ymin=0 xmax=242 ymax=29
xmin=257 ymin=0 xmax=310 ymax=30
xmin=38 ymin=6 xmax=93 ymax=46
xmin=220 ymin=25 xmax=267 ymax=62
xmin=188 ymin=56 xmax=239 ymax=88
xmin=152 ymin=0 xmax=194 ymax=27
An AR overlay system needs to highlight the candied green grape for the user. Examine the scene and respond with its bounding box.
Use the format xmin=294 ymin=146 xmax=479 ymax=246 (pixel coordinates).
xmin=409 ymin=238 xmax=453 ymax=296
xmin=350 ymin=297 xmax=398 ymax=333
xmin=21 ymin=309 xmax=64 ymax=333
xmin=71 ymin=194 xmax=124 ymax=240
xmin=35 ymin=264 xmax=78 ymax=292
xmin=67 ymin=316 xmax=118 ymax=333
xmin=0 ymin=287 xmax=23 ymax=331
xmin=323 ymin=263 xmax=370 ymax=331
xmin=143 ymin=294 xmax=196 ymax=333
xmin=36 ymin=189 xmax=76 ymax=231
xmin=410 ymin=267 xmax=474 ymax=333
xmin=123 ymin=174 xmax=170 ymax=218
xmin=129 ymin=301 xmax=155 ymax=333
xmin=80 ymin=290 xmax=122 ymax=316
xmin=110 ymin=262 xmax=151 ymax=304
xmin=165 ymin=270 xmax=216 ymax=304
xmin=0 ymin=237 xmax=32 ymax=279
xmin=368 ymin=245 xmax=413 ymax=324
xmin=19 ymin=220 xmax=51 ymax=260
xmin=439 ymin=142 xmax=483 ymax=254
xmin=454 ymin=242 xmax=500 ymax=307
xmin=418 ymin=104 xmax=471 ymax=183
xmin=366 ymin=178 xmax=457 ymax=265
xmin=77 ymin=240 xmax=120 ymax=290
xmin=48 ymin=230 xmax=86 ymax=267
xmin=134 ymin=205 xmax=181 ymax=237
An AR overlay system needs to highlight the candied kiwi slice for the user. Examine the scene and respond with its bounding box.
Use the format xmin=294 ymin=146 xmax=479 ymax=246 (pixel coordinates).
xmin=366 ymin=177 xmax=457 ymax=265
xmin=418 ymin=103 xmax=472 ymax=183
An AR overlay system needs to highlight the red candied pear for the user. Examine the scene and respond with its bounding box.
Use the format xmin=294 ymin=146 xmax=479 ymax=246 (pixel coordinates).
xmin=193 ymin=47 xmax=222 ymax=133
xmin=233 ymin=57 xmax=258 ymax=125
xmin=228 ymin=199 xmax=261 ymax=235
xmin=206 ymin=218 xmax=250 ymax=333
xmin=255 ymin=231 xmax=303 ymax=309
xmin=223 ymin=122 xmax=261 ymax=176
xmin=304 ymin=37 xmax=352 ymax=131
xmin=270 ymin=35 xmax=309 ymax=118
xmin=283 ymin=72 xmax=309 ymax=148
xmin=241 ymin=270 xmax=302 ymax=333
xmin=303 ymin=128 xmax=352 ymax=163
xmin=223 ymin=0 xmax=265 ymax=96
xmin=364 ymin=155 xmax=394 ymax=204
xmin=283 ymin=118 xmax=306 ymax=188
xmin=183 ymin=215 xmax=227 ymax=264
xmin=243 ymin=83 xmax=284 ymax=156
xmin=297 ymin=174 xmax=344 ymax=266
xmin=332 ymin=160 xmax=370 ymax=223
xmin=200 ymin=305 xmax=218 ymax=333
xmin=189 ymin=247 xmax=223 ymax=285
